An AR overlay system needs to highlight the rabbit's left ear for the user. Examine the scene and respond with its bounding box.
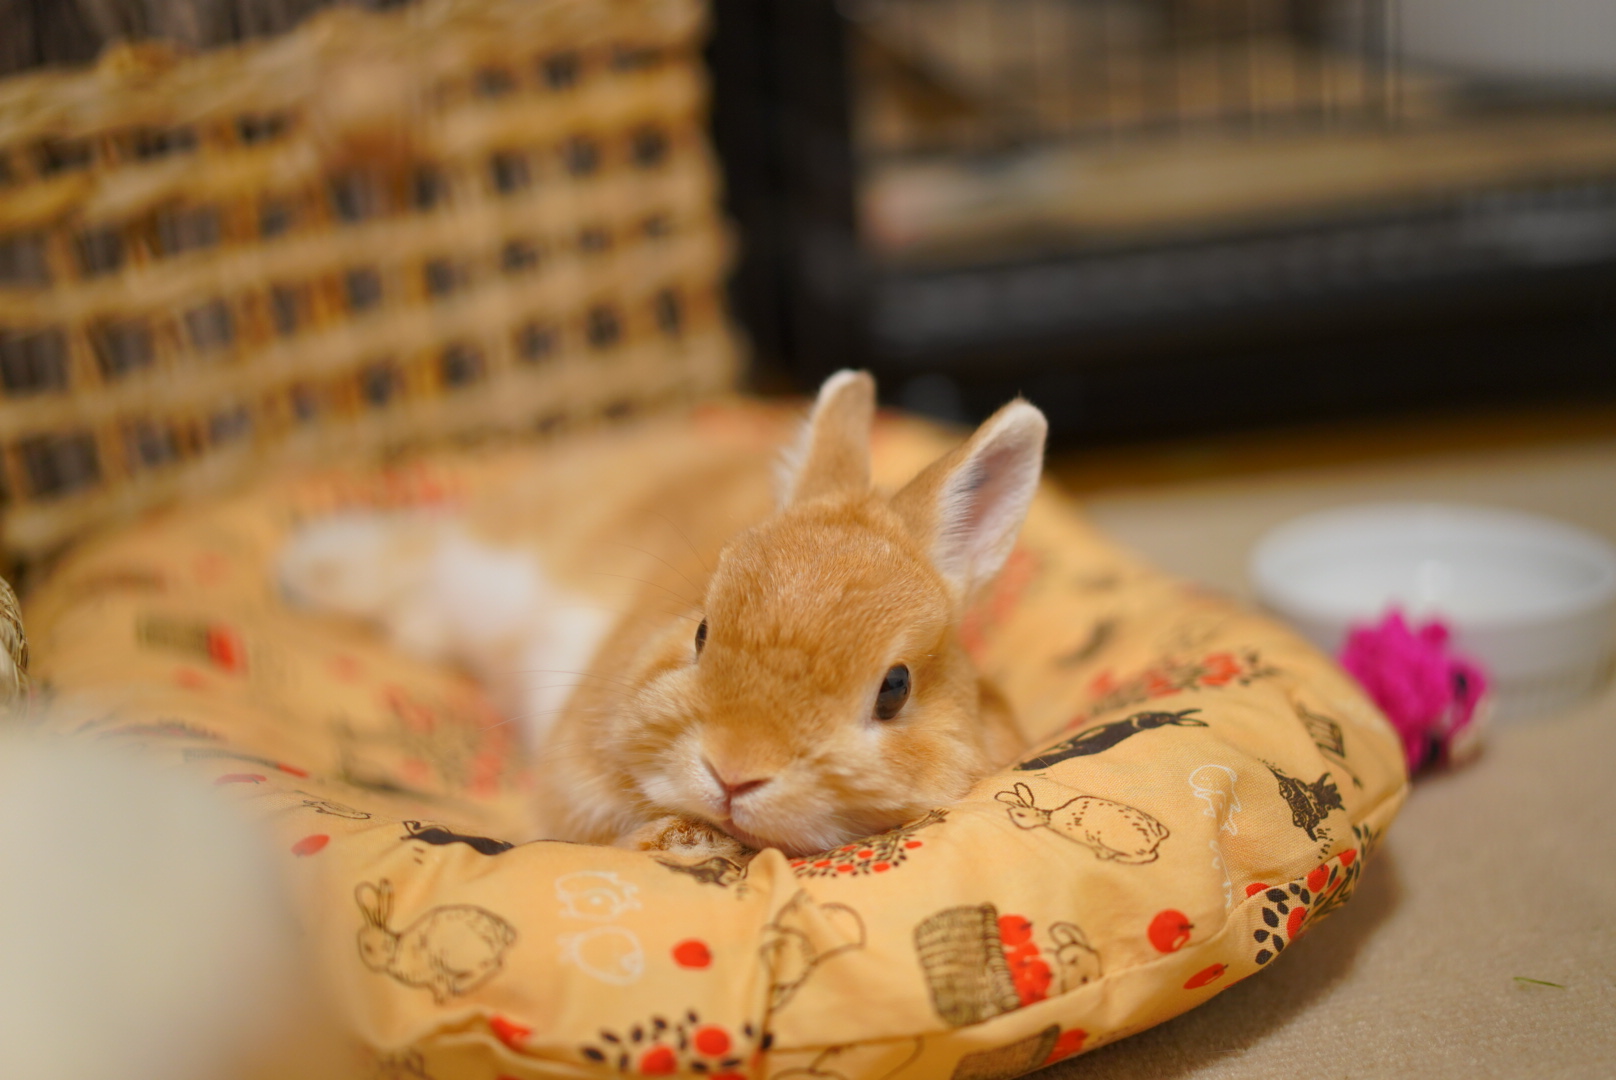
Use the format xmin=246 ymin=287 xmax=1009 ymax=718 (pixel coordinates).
xmin=892 ymin=399 xmax=1047 ymax=601
xmin=777 ymin=370 xmax=876 ymax=508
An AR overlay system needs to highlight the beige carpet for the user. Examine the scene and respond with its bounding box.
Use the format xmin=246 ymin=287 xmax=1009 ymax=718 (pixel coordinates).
xmin=1040 ymin=437 xmax=1616 ymax=1079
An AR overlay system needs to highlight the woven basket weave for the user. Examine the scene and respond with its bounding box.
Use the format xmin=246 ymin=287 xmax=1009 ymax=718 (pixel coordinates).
xmin=0 ymin=0 xmax=738 ymax=565
xmin=0 ymin=573 xmax=22 ymax=708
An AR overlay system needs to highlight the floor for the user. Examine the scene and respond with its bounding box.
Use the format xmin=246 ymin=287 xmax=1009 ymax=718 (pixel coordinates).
xmin=1036 ymin=403 xmax=1616 ymax=1080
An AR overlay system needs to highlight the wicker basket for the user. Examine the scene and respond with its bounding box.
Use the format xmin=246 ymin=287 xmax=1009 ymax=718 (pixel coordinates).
xmin=0 ymin=0 xmax=739 ymax=566
xmin=0 ymin=573 xmax=23 ymax=711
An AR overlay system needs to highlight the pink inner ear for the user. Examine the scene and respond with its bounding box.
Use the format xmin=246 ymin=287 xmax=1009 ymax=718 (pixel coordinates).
xmin=937 ymin=428 xmax=1042 ymax=590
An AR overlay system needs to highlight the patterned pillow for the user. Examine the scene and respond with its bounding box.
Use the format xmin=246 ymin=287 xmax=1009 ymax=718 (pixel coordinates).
xmin=25 ymin=403 xmax=1406 ymax=1080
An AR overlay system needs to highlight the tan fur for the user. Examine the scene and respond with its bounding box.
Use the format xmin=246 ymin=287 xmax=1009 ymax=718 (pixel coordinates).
xmin=282 ymin=372 xmax=1048 ymax=858
xmin=525 ymin=373 xmax=1045 ymax=857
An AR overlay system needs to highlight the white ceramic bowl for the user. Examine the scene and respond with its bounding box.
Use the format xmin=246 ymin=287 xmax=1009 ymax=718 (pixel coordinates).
xmin=1250 ymin=503 xmax=1616 ymax=720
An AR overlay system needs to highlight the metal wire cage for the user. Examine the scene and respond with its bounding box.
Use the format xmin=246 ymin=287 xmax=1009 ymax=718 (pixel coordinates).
xmin=714 ymin=0 xmax=1616 ymax=438
xmin=0 ymin=0 xmax=740 ymax=565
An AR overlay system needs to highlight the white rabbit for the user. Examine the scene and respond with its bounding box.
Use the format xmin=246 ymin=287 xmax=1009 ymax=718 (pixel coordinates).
xmin=995 ymin=782 xmax=1169 ymax=864
xmin=354 ymin=879 xmax=516 ymax=1003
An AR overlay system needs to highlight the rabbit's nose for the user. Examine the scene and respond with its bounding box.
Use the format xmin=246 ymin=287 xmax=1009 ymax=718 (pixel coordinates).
xmin=704 ymin=759 xmax=772 ymax=809
xmin=723 ymin=776 xmax=770 ymax=800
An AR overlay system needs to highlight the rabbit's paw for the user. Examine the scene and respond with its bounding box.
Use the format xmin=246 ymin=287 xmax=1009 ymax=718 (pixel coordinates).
xmin=628 ymin=815 xmax=752 ymax=860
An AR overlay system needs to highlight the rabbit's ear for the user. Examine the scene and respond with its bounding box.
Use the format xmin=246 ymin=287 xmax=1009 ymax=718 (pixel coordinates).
xmin=776 ymin=370 xmax=876 ymax=508
xmin=1014 ymin=782 xmax=1036 ymax=805
xmin=355 ymin=882 xmax=382 ymax=924
xmin=1049 ymin=922 xmax=1089 ymax=948
xmin=891 ymin=399 xmax=1047 ymax=601
xmin=378 ymin=880 xmax=394 ymax=923
xmin=995 ymin=787 xmax=1027 ymax=807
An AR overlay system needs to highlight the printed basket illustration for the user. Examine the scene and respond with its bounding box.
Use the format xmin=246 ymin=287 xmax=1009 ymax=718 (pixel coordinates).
xmin=914 ymin=904 xmax=1023 ymax=1028
xmin=0 ymin=0 xmax=738 ymax=563
xmin=22 ymin=405 xmax=1410 ymax=1080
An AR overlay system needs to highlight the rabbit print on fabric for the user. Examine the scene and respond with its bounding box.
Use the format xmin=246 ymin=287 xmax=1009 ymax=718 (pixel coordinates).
xmin=761 ymin=891 xmax=868 ymax=1011
xmin=996 ymin=782 xmax=1170 ymax=864
xmin=354 ymin=880 xmax=516 ymax=1003
xmin=280 ymin=371 xmax=1048 ymax=859
xmin=1015 ymin=708 xmax=1208 ymax=770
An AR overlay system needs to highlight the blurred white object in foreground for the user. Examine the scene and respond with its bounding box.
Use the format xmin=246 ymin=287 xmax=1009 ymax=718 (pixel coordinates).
xmin=1251 ymin=503 xmax=1616 ymax=721
xmin=0 ymin=729 xmax=328 ymax=1080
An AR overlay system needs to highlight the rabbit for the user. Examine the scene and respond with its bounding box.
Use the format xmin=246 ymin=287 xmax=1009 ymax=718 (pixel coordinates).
xmin=996 ymin=782 xmax=1169 ymax=864
xmin=760 ymin=891 xmax=867 ymax=1010
xmin=282 ymin=370 xmax=1046 ymax=858
xmin=1048 ymin=921 xmax=1102 ymax=989
xmin=354 ymin=879 xmax=516 ymax=1003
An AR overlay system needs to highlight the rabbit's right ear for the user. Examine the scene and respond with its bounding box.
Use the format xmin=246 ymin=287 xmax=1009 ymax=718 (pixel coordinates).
xmin=776 ymin=370 xmax=877 ymax=508
xmin=378 ymin=879 xmax=394 ymax=924
xmin=995 ymin=786 xmax=1028 ymax=807
xmin=891 ymin=398 xmax=1047 ymax=602
xmin=1014 ymin=782 xmax=1036 ymax=805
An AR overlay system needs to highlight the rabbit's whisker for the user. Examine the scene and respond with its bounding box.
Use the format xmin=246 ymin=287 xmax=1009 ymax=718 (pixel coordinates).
xmin=605 ymin=541 xmax=708 ymax=601
xmin=587 ymin=572 xmax=698 ymax=609
xmin=648 ymin=509 xmax=713 ymax=576
xmin=513 ymin=668 xmax=642 ymax=693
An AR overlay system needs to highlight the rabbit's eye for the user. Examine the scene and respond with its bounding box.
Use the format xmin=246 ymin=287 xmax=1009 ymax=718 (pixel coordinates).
xmin=875 ymin=664 xmax=910 ymax=720
xmin=694 ymin=618 xmax=707 ymax=656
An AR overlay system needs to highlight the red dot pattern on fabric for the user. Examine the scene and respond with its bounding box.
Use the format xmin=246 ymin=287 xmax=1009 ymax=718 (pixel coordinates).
xmin=291 ymin=834 xmax=329 ymax=856
xmin=672 ymin=939 xmax=712 ymax=969
xmin=1184 ymin=963 xmax=1227 ymax=989
xmin=999 ymin=913 xmax=1052 ymax=1005
xmin=998 ymin=914 xmax=1033 ymax=947
xmin=637 ymin=1045 xmax=677 ymax=1074
xmin=206 ymin=625 xmax=247 ymax=672
xmin=489 ymin=1016 xmax=530 ymax=1049
xmin=1246 ymin=881 xmax=1270 ymax=897
xmin=1046 ymin=1028 xmax=1088 ymax=1064
xmin=692 ymin=1025 xmax=730 ymax=1056
xmin=1287 ymin=906 xmax=1308 ymax=941
xmin=1307 ymin=865 xmax=1329 ymax=892
xmin=1148 ymin=909 xmax=1193 ymax=953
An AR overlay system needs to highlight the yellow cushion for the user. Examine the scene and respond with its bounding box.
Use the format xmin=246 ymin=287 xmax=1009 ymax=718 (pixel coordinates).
xmin=26 ymin=402 xmax=1406 ymax=1079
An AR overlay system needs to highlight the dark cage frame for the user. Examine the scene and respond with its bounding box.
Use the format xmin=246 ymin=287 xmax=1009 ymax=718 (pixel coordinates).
xmin=709 ymin=0 xmax=1616 ymax=444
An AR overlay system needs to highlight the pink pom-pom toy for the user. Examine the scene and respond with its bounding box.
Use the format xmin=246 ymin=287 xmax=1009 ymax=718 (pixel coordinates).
xmin=1338 ymin=609 xmax=1489 ymax=775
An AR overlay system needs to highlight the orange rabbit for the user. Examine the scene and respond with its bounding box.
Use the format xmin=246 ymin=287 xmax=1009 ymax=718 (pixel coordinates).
xmin=281 ymin=372 xmax=1046 ymax=857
